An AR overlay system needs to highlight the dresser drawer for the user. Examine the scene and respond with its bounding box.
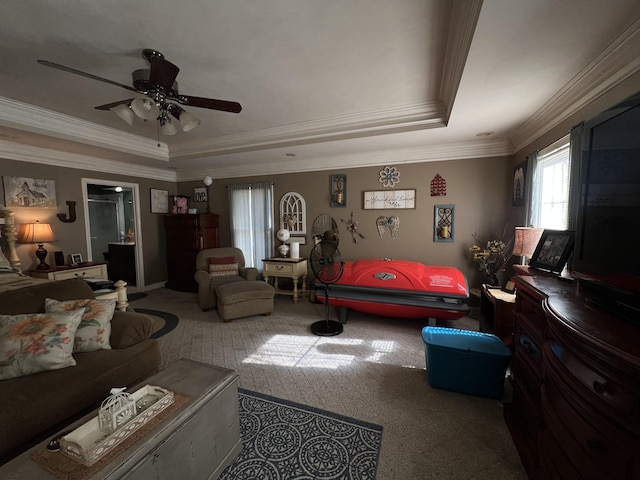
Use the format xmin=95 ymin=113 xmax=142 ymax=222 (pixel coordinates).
xmin=264 ymin=262 xmax=296 ymax=275
xmin=515 ymin=291 xmax=545 ymax=337
xmin=515 ymin=318 xmax=543 ymax=370
xmin=542 ymin=374 xmax=634 ymax=479
xmin=547 ymin=338 xmax=635 ymax=423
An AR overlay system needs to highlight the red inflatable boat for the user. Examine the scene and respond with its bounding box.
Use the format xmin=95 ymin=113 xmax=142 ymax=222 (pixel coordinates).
xmin=315 ymin=258 xmax=470 ymax=322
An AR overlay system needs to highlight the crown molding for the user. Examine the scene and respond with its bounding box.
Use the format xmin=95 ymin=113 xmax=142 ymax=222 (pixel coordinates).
xmin=439 ymin=0 xmax=484 ymax=120
xmin=169 ymin=101 xmax=446 ymax=159
xmin=0 ymin=96 xmax=170 ymax=160
xmin=0 ymin=140 xmax=176 ymax=182
xmin=177 ymin=138 xmax=512 ymax=181
xmin=509 ymin=17 xmax=640 ymax=152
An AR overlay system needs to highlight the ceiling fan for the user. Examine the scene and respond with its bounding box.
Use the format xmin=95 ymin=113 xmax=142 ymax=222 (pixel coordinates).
xmin=37 ymin=48 xmax=242 ymax=136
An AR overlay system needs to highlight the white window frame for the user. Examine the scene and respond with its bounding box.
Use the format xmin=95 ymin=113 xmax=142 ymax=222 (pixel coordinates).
xmin=530 ymin=135 xmax=571 ymax=230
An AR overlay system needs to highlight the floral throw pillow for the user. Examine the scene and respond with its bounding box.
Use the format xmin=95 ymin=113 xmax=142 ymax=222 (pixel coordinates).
xmin=209 ymin=263 xmax=239 ymax=277
xmin=44 ymin=298 xmax=116 ymax=352
xmin=0 ymin=310 xmax=84 ymax=380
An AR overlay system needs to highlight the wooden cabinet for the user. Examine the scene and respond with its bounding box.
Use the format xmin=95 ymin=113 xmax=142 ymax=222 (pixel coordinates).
xmin=479 ymin=284 xmax=516 ymax=347
xmin=107 ymin=242 xmax=136 ymax=285
xmin=163 ymin=214 xmax=219 ymax=292
xmin=506 ymin=275 xmax=640 ymax=479
xmin=27 ymin=263 xmax=108 ymax=281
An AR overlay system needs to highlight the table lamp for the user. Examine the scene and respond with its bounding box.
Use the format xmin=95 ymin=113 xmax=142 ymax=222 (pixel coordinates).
xmin=512 ymin=226 xmax=544 ymax=264
xmin=18 ymin=220 xmax=57 ymax=270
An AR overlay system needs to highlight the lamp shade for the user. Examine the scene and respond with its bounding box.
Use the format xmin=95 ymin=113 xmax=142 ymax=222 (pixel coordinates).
xmin=111 ymin=104 xmax=134 ymax=126
xmin=17 ymin=221 xmax=56 ymax=244
xmin=159 ymin=117 xmax=178 ymax=135
xmin=512 ymin=227 xmax=544 ymax=259
xmin=131 ymin=97 xmax=160 ymax=121
xmin=178 ymin=109 xmax=200 ymax=132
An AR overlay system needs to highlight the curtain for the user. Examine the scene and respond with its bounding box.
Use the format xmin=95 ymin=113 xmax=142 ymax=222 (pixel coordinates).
xmin=228 ymin=183 xmax=274 ymax=272
xmin=524 ymin=151 xmax=538 ymax=227
xmin=568 ymin=122 xmax=584 ymax=230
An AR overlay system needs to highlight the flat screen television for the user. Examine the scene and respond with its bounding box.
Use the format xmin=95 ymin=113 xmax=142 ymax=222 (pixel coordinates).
xmin=572 ymin=91 xmax=640 ymax=322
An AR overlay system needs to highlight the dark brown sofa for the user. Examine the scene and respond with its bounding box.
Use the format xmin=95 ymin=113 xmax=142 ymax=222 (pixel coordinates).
xmin=0 ymin=279 xmax=161 ymax=464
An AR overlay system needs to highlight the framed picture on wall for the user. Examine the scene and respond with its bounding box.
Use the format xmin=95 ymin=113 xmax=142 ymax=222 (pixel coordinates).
xmin=512 ymin=160 xmax=527 ymax=206
xmin=150 ymin=188 xmax=169 ymax=214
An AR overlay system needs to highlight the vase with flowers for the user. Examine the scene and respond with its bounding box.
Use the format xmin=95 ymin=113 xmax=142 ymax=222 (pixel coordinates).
xmin=469 ymin=225 xmax=514 ymax=286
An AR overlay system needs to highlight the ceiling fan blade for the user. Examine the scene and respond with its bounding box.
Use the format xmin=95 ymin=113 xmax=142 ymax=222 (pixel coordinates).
xmin=149 ymin=57 xmax=179 ymax=92
xmin=37 ymin=60 xmax=138 ymax=93
xmin=180 ymin=95 xmax=242 ymax=113
xmin=94 ymin=99 xmax=135 ymax=110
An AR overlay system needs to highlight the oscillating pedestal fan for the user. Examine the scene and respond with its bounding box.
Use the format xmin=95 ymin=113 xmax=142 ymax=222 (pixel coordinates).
xmin=309 ymin=239 xmax=345 ymax=336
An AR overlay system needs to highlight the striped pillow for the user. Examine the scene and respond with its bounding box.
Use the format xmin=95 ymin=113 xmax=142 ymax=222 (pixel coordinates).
xmin=209 ymin=263 xmax=239 ymax=277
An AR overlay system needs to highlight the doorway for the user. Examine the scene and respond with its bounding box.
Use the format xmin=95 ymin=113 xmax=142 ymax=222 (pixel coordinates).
xmin=82 ymin=178 xmax=144 ymax=290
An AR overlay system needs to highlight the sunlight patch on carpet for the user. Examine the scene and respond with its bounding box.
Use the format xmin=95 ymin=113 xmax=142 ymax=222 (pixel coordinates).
xmin=220 ymin=389 xmax=382 ymax=480
xmin=242 ymin=334 xmax=397 ymax=369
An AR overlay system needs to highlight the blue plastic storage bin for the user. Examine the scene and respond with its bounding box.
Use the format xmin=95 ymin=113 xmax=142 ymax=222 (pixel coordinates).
xmin=422 ymin=326 xmax=512 ymax=399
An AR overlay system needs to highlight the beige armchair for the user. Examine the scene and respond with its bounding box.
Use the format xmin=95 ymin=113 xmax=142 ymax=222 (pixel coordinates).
xmin=194 ymin=247 xmax=259 ymax=310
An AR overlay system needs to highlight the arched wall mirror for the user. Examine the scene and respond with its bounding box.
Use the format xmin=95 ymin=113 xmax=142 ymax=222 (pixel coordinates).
xmin=279 ymin=192 xmax=306 ymax=235
xmin=311 ymin=214 xmax=338 ymax=244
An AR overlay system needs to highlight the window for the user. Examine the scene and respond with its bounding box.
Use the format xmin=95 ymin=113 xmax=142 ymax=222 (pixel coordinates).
xmin=228 ymin=183 xmax=274 ymax=271
xmin=530 ymin=135 xmax=571 ymax=229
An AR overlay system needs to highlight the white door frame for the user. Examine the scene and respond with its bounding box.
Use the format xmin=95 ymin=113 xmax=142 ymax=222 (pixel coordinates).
xmin=82 ymin=178 xmax=145 ymax=291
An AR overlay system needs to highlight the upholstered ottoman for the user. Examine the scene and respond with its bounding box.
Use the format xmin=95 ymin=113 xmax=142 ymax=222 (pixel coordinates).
xmin=215 ymin=281 xmax=275 ymax=322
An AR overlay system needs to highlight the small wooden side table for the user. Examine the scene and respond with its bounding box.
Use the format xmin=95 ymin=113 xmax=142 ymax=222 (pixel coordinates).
xmin=480 ymin=284 xmax=516 ymax=348
xmin=262 ymin=258 xmax=308 ymax=303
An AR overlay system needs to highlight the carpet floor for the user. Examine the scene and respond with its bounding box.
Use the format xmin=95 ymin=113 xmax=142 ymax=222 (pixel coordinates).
xmin=220 ymin=388 xmax=383 ymax=480
xmin=131 ymin=288 xmax=527 ymax=480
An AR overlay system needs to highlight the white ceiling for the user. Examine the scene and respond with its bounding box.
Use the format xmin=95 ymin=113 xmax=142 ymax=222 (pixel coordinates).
xmin=1 ymin=0 xmax=639 ymax=182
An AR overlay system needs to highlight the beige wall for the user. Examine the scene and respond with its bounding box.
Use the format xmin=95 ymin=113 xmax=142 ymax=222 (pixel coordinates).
xmin=181 ymin=155 xmax=514 ymax=288
xmin=0 ymin=158 xmax=175 ymax=286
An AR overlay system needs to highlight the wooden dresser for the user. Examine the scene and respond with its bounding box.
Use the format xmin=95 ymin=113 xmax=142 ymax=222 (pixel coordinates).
xmin=506 ymin=274 xmax=640 ymax=479
xmin=163 ymin=213 xmax=219 ymax=292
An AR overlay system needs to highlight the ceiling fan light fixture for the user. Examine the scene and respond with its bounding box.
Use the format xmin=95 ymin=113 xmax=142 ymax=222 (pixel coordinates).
xmin=111 ymin=103 xmax=134 ymax=126
xmin=131 ymin=97 xmax=159 ymax=121
xmin=176 ymin=108 xmax=200 ymax=132
xmin=159 ymin=117 xmax=178 ymax=135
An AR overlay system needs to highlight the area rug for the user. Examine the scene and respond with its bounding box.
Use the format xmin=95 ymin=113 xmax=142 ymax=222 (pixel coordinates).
xmin=127 ymin=292 xmax=148 ymax=302
xmin=220 ymin=389 xmax=383 ymax=480
xmin=132 ymin=308 xmax=179 ymax=339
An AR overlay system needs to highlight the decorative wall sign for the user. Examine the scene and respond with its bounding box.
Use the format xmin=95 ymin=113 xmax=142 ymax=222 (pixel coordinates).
xmin=378 ymin=166 xmax=400 ymax=187
xmin=330 ymin=174 xmax=347 ymax=207
xmin=376 ymin=216 xmax=400 ymax=238
xmin=57 ymin=201 xmax=77 ymax=223
xmin=363 ymin=190 xmax=416 ymax=210
xmin=150 ymin=189 xmax=169 ymax=213
xmin=193 ymin=187 xmax=208 ymax=203
xmin=434 ymin=204 xmax=455 ymax=242
xmin=430 ymin=174 xmax=447 ymax=196
xmin=513 ymin=160 xmax=527 ymax=206
xmin=3 ymin=176 xmax=57 ymax=208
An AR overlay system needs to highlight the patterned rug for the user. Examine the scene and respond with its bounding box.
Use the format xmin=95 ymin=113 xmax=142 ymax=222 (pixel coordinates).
xmin=220 ymin=389 xmax=383 ymax=480
xmin=132 ymin=308 xmax=179 ymax=339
